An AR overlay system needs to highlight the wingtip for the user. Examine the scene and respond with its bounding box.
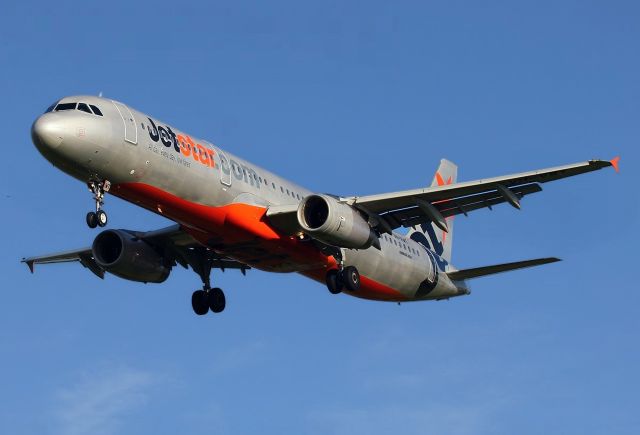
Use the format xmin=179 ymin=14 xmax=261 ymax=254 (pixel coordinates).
xmin=610 ymin=156 xmax=620 ymax=173
xmin=24 ymin=259 xmax=34 ymax=273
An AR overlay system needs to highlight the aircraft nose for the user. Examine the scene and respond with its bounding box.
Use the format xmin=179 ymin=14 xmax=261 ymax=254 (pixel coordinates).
xmin=31 ymin=114 xmax=65 ymax=151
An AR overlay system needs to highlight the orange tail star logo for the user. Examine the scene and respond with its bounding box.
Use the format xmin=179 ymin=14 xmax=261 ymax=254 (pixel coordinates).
xmin=434 ymin=172 xmax=453 ymax=243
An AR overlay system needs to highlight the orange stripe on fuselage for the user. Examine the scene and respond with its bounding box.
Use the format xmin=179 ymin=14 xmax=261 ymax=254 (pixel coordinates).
xmin=111 ymin=182 xmax=411 ymax=301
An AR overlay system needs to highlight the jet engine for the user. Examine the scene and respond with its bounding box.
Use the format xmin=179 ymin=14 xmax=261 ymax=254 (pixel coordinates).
xmin=92 ymin=229 xmax=171 ymax=283
xmin=297 ymin=194 xmax=379 ymax=249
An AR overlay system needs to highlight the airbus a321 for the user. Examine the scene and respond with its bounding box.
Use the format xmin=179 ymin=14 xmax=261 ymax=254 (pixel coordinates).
xmin=24 ymin=96 xmax=619 ymax=315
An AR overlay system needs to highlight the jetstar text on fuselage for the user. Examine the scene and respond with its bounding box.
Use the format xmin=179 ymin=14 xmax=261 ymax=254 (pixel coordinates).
xmin=146 ymin=118 xmax=216 ymax=168
xmin=145 ymin=118 xmax=264 ymax=189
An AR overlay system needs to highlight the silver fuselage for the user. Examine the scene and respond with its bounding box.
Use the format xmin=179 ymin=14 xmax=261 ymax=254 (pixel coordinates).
xmin=32 ymin=95 xmax=468 ymax=301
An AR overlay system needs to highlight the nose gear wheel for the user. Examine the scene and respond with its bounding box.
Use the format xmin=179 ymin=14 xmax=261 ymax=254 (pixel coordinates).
xmin=86 ymin=180 xmax=110 ymax=229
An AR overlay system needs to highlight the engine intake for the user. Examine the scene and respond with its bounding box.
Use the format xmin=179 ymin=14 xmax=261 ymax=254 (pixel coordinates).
xmin=297 ymin=194 xmax=379 ymax=250
xmin=92 ymin=229 xmax=171 ymax=283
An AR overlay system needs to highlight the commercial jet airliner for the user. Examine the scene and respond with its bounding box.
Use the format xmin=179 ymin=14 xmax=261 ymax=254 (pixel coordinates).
xmin=23 ymin=96 xmax=619 ymax=315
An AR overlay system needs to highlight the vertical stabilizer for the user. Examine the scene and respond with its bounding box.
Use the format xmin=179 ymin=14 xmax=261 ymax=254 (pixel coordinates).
xmin=408 ymin=159 xmax=458 ymax=270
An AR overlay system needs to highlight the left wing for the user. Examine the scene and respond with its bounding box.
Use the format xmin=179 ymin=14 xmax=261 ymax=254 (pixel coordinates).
xmin=22 ymin=224 xmax=250 ymax=278
xmin=266 ymin=158 xmax=617 ymax=234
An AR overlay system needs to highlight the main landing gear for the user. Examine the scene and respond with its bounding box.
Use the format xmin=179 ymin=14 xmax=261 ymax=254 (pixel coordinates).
xmin=86 ymin=180 xmax=110 ymax=229
xmin=191 ymin=287 xmax=226 ymax=315
xmin=326 ymin=266 xmax=360 ymax=294
xmin=189 ymin=249 xmax=226 ymax=315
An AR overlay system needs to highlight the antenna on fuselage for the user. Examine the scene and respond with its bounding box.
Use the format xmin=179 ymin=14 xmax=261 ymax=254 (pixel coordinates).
xmin=98 ymin=91 xmax=103 ymax=97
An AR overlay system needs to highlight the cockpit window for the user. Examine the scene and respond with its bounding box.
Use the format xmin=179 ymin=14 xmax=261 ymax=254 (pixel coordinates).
xmin=55 ymin=103 xmax=77 ymax=111
xmin=89 ymin=104 xmax=103 ymax=116
xmin=77 ymin=103 xmax=92 ymax=114
xmin=51 ymin=102 xmax=104 ymax=117
xmin=44 ymin=102 xmax=58 ymax=113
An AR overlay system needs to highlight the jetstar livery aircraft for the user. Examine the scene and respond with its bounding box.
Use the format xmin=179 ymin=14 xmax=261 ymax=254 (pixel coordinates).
xmin=24 ymin=96 xmax=619 ymax=315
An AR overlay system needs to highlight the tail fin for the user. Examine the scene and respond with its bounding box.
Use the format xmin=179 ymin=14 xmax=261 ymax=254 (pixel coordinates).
xmin=408 ymin=159 xmax=458 ymax=270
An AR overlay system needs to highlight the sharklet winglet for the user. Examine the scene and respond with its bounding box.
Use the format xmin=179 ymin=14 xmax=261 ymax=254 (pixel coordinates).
xmin=610 ymin=156 xmax=620 ymax=173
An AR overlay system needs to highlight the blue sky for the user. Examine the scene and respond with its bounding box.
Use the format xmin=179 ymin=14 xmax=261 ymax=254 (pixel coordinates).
xmin=1 ymin=1 xmax=638 ymax=434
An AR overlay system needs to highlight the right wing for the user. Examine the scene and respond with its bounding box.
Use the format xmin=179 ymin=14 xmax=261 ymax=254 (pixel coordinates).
xmin=22 ymin=224 xmax=250 ymax=278
xmin=347 ymin=159 xmax=617 ymax=231
xmin=266 ymin=158 xmax=617 ymax=235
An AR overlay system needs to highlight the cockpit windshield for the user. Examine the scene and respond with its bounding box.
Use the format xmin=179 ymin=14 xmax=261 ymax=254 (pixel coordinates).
xmin=51 ymin=101 xmax=104 ymax=116
xmin=55 ymin=103 xmax=77 ymax=111
xmin=44 ymin=102 xmax=58 ymax=113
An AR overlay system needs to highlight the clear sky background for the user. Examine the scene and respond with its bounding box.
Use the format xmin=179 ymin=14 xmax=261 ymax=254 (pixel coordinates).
xmin=1 ymin=1 xmax=638 ymax=434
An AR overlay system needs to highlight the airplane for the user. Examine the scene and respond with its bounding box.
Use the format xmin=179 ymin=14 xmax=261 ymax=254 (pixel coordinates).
xmin=23 ymin=95 xmax=619 ymax=315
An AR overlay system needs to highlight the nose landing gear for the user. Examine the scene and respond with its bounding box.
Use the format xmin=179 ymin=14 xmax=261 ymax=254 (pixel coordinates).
xmin=86 ymin=180 xmax=110 ymax=229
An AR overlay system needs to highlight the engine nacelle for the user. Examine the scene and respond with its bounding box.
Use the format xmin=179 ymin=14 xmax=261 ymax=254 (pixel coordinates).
xmin=297 ymin=194 xmax=379 ymax=249
xmin=92 ymin=229 xmax=171 ymax=283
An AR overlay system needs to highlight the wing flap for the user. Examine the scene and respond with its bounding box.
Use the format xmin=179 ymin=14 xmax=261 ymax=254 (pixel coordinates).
xmin=446 ymin=257 xmax=561 ymax=281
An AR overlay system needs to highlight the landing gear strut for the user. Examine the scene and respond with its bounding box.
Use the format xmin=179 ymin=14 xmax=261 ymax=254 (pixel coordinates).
xmin=189 ymin=248 xmax=226 ymax=315
xmin=86 ymin=180 xmax=110 ymax=228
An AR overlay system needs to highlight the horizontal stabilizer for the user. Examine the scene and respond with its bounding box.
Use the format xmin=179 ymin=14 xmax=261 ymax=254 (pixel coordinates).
xmin=446 ymin=257 xmax=561 ymax=281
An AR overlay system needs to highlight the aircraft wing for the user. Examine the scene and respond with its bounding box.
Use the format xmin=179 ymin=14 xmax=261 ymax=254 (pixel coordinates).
xmin=22 ymin=224 xmax=250 ymax=278
xmin=349 ymin=159 xmax=615 ymax=212
xmin=266 ymin=159 xmax=617 ymax=234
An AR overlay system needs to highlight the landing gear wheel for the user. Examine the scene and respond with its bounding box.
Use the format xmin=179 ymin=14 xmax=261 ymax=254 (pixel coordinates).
xmin=96 ymin=210 xmax=108 ymax=227
xmin=86 ymin=212 xmax=98 ymax=228
xmin=87 ymin=179 xmax=109 ymax=229
xmin=326 ymin=270 xmax=343 ymax=294
xmin=341 ymin=266 xmax=360 ymax=292
xmin=191 ymin=290 xmax=209 ymax=315
xmin=208 ymin=287 xmax=226 ymax=313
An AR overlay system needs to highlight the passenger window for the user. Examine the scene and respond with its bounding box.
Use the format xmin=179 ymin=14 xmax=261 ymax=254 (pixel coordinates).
xmin=280 ymin=186 xmax=284 ymax=193
xmin=55 ymin=102 xmax=77 ymax=111
xmin=272 ymin=182 xmax=276 ymax=189
xmin=77 ymin=103 xmax=92 ymax=114
xmin=89 ymin=105 xmax=103 ymax=116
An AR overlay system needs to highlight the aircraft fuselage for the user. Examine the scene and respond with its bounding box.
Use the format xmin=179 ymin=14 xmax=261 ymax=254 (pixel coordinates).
xmin=31 ymin=95 xmax=468 ymax=302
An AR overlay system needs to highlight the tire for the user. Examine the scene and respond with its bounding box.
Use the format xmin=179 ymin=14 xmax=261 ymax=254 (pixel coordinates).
xmin=341 ymin=266 xmax=360 ymax=292
xmin=208 ymin=287 xmax=226 ymax=313
xmin=191 ymin=290 xmax=209 ymax=315
xmin=96 ymin=210 xmax=108 ymax=227
xmin=326 ymin=270 xmax=343 ymax=294
xmin=86 ymin=212 xmax=98 ymax=228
